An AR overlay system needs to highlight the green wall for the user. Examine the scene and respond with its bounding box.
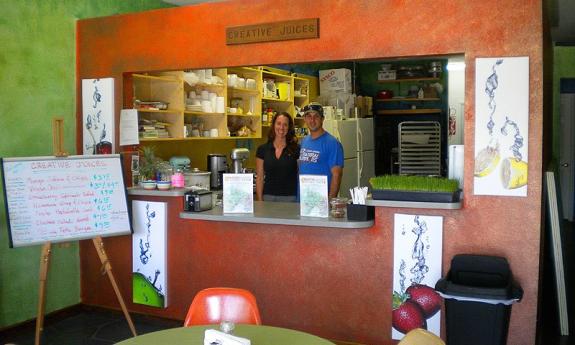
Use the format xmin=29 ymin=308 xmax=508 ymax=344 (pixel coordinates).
xmin=552 ymin=46 xmax=575 ymax=164
xmin=0 ymin=0 xmax=172 ymax=328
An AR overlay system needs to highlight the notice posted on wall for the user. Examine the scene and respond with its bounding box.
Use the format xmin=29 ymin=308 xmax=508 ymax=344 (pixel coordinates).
xmin=1 ymin=154 xmax=131 ymax=247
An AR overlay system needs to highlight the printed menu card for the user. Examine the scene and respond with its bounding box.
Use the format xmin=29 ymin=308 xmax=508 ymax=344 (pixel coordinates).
xmin=299 ymin=174 xmax=328 ymax=217
xmin=223 ymin=173 xmax=254 ymax=213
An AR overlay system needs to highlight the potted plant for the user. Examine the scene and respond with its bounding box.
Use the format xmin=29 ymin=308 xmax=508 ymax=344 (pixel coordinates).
xmin=369 ymin=175 xmax=460 ymax=203
xmin=138 ymin=146 xmax=159 ymax=189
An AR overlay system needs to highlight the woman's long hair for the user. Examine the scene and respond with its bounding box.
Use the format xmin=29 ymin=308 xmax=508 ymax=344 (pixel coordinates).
xmin=268 ymin=112 xmax=299 ymax=155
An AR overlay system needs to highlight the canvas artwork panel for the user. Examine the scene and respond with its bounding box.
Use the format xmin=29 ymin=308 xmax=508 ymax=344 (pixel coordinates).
xmin=132 ymin=200 xmax=167 ymax=308
xmin=392 ymin=214 xmax=443 ymax=340
xmin=82 ymin=78 xmax=115 ymax=155
xmin=474 ymin=57 xmax=529 ymax=196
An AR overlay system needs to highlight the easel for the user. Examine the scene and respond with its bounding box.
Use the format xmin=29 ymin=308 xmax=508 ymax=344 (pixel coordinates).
xmin=35 ymin=119 xmax=137 ymax=345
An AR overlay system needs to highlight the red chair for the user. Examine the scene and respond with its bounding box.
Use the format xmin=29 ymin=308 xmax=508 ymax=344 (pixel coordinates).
xmin=184 ymin=287 xmax=262 ymax=326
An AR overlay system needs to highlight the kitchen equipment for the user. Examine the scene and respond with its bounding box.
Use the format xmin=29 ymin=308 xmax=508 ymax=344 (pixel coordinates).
xmin=183 ymin=189 xmax=213 ymax=212
xmin=169 ymin=156 xmax=191 ymax=171
xmin=376 ymin=90 xmax=394 ymax=99
xmin=323 ymin=118 xmax=375 ymax=196
xmin=185 ymin=168 xmax=211 ymax=189
xmin=230 ymin=148 xmax=250 ymax=173
xmin=208 ymin=153 xmax=228 ymax=189
xmin=429 ymin=61 xmax=442 ymax=78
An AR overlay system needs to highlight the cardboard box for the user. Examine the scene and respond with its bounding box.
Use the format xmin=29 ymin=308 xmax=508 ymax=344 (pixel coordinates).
xmin=319 ymin=68 xmax=352 ymax=94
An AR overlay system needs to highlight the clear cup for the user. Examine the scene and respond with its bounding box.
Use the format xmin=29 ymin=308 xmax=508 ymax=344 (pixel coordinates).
xmin=329 ymin=197 xmax=348 ymax=218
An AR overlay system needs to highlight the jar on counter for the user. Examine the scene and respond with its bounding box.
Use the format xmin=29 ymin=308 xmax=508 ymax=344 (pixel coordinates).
xmin=329 ymin=197 xmax=348 ymax=218
xmin=171 ymin=168 xmax=185 ymax=188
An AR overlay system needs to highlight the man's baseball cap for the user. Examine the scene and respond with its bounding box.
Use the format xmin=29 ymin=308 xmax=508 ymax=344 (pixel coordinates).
xmin=302 ymin=103 xmax=324 ymax=117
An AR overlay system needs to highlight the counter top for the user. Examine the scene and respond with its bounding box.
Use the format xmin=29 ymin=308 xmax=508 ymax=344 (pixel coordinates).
xmin=127 ymin=186 xmax=189 ymax=197
xmin=180 ymin=201 xmax=374 ymax=229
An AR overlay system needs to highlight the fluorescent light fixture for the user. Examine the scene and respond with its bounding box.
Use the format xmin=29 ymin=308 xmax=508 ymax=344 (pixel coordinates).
xmin=446 ymin=62 xmax=466 ymax=71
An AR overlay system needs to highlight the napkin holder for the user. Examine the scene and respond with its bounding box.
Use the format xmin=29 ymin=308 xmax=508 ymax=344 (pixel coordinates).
xmin=204 ymin=329 xmax=251 ymax=345
xmin=346 ymin=203 xmax=375 ymax=221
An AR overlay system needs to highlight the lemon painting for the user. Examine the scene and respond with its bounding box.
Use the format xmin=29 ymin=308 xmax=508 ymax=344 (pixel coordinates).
xmin=474 ymin=57 xmax=529 ymax=196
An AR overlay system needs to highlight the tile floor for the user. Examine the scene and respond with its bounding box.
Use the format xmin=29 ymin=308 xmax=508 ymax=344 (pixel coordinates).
xmin=0 ymin=306 xmax=181 ymax=345
xmin=0 ymin=221 xmax=572 ymax=345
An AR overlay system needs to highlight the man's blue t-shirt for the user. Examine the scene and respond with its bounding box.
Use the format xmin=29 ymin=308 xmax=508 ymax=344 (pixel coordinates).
xmin=299 ymin=131 xmax=344 ymax=188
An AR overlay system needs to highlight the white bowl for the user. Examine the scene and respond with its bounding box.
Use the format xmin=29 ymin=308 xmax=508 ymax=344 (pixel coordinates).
xmin=141 ymin=181 xmax=157 ymax=190
xmin=156 ymin=181 xmax=172 ymax=190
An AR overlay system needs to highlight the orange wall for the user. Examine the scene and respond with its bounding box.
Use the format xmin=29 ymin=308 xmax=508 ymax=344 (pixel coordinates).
xmin=76 ymin=1 xmax=543 ymax=344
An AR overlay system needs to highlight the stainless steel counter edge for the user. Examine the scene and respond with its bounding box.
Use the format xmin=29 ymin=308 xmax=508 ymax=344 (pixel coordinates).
xmin=180 ymin=201 xmax=374 ymax=229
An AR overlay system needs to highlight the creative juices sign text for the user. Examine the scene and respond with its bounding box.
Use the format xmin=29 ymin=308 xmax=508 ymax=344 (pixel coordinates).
xmin=226 ymin=18 xmax=319 ymax=45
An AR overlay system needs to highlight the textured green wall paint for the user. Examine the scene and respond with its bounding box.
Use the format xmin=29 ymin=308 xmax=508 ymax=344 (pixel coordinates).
xmin=552 ymin=46 xmax=575 ymax=164
xmin=0 ymin=0 xmax=172 ymax=328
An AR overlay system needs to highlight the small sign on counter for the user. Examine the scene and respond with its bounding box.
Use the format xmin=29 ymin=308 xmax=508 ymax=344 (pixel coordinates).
xmin=299 ymin=174 xmax=328 ymax=218
xmin=223 ymin=173 xmax=254 ymax=213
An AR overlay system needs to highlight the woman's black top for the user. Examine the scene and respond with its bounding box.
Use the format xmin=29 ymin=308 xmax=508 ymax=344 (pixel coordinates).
xmin=256 ymin=141 xmax=300 ymax=196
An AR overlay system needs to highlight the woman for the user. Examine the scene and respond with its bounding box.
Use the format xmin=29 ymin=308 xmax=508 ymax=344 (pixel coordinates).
xmin=256 ymin=112 xmax=300 ymax=202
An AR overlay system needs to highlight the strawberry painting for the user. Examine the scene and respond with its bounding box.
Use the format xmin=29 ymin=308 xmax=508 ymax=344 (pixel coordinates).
xmin=392 ymin=292 xmax=427 ymax=334
xmin=392 ymin=214 xmax=443 ymax=340
xmin=406 ymin=284 xmax=443 ymax=318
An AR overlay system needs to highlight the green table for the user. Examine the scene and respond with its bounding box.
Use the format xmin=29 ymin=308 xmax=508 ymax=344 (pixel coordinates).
xmin=115 ymin=324 xmax=335 ymax=345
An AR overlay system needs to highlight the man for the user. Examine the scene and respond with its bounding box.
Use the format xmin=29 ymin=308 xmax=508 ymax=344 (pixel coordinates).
xmin=299 ymin=102 xmax=344 ymax=199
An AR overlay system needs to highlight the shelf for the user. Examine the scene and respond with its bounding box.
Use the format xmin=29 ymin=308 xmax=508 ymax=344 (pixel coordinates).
xmin=376 ymin=98 xmax=440 ymax=102
xmin=262 ymin=97 xmax=292 ymax=102
xmin=132 ymin=73 xmax=180 ymax=82
xmin=377 ymin=77 xmax=440 ymax=83
xmin=227 ymin=113 xmax=260 ymax=117
xmin=136 ymin=108 xmax=183 ymax=113
xmin=184 ymin=111 xmax=226 ymax=116
xmin=366 ymin=198 xmax=461 ymax=210
xmin=294 ymin=94 xmax=308 ymax=98
xmin=139 ymin=137 xmax=176 ymax=142
xmin=187 ymin=82 xmax=225 ymax=88
xmin=228 ymin=87 xmax=259 ymax=94
xmin=377 ymin=109 xmax=442 ymax=115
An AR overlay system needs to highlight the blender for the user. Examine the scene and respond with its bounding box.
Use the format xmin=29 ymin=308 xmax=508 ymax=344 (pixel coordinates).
xmin=230 ymin=148 xmax=250 ymax=173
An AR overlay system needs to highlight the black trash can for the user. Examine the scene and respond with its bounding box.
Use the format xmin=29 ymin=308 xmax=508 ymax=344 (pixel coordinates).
xmin=435 ymin=254 xmax=523 ymax=345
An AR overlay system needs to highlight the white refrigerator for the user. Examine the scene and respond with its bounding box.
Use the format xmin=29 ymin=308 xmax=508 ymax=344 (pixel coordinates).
xmin=323 ymin=118 xmax=375 ymax=198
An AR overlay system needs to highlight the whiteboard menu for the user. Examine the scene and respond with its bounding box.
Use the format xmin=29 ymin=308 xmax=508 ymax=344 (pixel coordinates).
xmin=1 ymin=155 xmax=131 ymax=248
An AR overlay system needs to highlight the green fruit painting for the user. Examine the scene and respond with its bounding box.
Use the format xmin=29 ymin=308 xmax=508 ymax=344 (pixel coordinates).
xmin=132 ymin=272 xmax=165 ymax=307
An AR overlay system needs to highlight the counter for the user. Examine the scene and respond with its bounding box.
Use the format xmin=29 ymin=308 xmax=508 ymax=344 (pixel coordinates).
xmin=180 ymin=201 xmax=374 ymax=229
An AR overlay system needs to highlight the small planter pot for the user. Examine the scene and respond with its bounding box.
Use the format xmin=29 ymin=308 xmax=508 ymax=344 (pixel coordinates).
xmin=371 ymin=189 xmax=460 ymax=203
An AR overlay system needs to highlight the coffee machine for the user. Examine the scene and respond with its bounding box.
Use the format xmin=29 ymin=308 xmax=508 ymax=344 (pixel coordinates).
xmin=230 ymin=148 xmax=250 ymax=173
xmin=207 ymin=153 xmax=227 ymax=189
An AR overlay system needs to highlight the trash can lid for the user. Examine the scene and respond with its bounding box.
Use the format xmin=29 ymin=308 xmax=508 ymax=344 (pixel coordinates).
xmin=449 ymin=254 xmax=511 ymax=288
xmin=435 ymin=278 xmax=523 ymax=302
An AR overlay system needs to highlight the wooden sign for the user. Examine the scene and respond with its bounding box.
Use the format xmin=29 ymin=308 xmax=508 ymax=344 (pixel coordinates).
xmin=226 ymin=18 xmax=319 ymax=45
